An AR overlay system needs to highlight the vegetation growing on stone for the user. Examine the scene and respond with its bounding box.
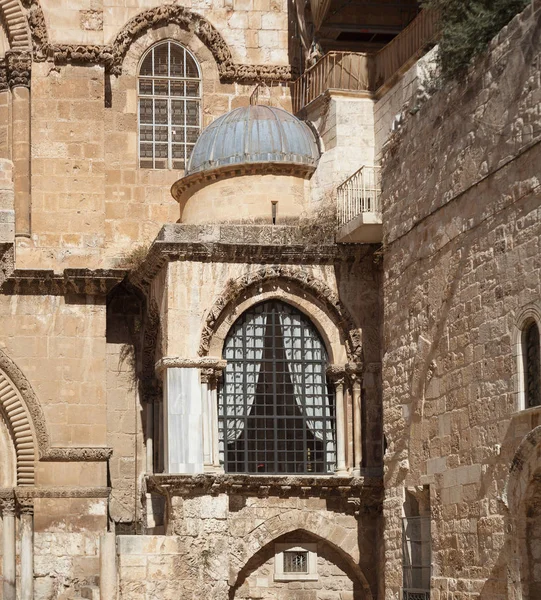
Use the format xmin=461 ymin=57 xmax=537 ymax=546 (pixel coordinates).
xmin=423 ymin=0 xmax=529 ymax=80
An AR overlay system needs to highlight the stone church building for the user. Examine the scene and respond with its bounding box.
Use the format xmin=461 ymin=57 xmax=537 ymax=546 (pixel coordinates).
xmin=0 ymin=0 xmax=539 ymax=598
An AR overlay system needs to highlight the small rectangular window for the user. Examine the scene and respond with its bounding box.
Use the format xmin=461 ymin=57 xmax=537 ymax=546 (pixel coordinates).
xmin=274 ymin=543 xmax=317 ymax=582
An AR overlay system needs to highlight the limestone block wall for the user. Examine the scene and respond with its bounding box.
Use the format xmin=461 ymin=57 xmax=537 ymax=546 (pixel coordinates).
xmin=380 ymin=3 xmax=541 ymax=599
xmin=117 ymin=493 xmax=377 ymax=600
xmin=306 ymin=94 xmax=376 ymax=203
xmin=0 ymin=159 xmax=14 ymax=243
xmin=41 ymin=0 xmax=291 ymax=66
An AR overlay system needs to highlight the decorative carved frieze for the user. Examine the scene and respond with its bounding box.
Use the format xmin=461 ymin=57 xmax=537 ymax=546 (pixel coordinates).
xmin=6 ymin=51 xmax=31 ymax=88
xmin=25 ymin=1 xmax=292 ymax=83
xmin=147 ymin=473 xmax=383 ymax=505
xmin=40 ymin=447 xmax=113 ymax=462
xmin=1 ymin=268 xmax=126 ymax=296
xmin=15 ymin=486 xmax=111 ymax=498
xmin=198 ymin=266 xmax=363 ymax=361
xmin=155 ymin=356 xmax=227 ymax=374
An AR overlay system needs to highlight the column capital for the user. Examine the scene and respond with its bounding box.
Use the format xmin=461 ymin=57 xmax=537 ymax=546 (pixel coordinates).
xmin=17 ymin=498 xmax=34 ymax=516
xmin=0 ymin=493 xmax=16 ymax=516
xmin=326 ymin=364 xmax=346 ymax=385
xmin=0 ymin=60 xmax=7 ymax=93
xmin=6 ymin=51 xmax=31 ymax=89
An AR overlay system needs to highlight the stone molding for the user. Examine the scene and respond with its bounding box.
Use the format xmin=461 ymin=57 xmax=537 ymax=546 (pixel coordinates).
xmin=198 ymin=266 xmax=363 ymax=361
xmin=155 ymin=356 xmax=227 ymax=374
xmin=147 ymin=473 xmax=382 ymax=503
xmin=0 ymin=348 xmax=112 ymax=485
xmin=0 ymin=0 xmax=32 ymax=52
xmin=13 ymin=486 xmax=110 ymax=498
xmin=172 ymin=162 xmax=315 ymax=204
xmin=1 ymin=268 xmax=126 ymax=296
xmin=24 ymin=1 xmax=292 ymax=83
xmin=5 ymin=50 xmax=31 ymax=88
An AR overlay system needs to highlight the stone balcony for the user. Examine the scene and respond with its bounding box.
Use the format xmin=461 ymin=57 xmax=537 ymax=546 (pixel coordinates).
xmin=336 ymin=165 xmax=382 ymax=244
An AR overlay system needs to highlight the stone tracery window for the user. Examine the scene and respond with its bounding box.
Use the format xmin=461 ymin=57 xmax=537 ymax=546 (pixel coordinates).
xmin=523 ymin=320 xmax=541 ymax=409
xmin=218 ymin=300 xmax=336 ymax=474
xmin=138 ymin=40 xmax=201 ymax=170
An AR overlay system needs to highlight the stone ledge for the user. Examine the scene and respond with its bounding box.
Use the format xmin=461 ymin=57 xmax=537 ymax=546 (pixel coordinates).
xmin=147 ymin=471 xmax=383 ymax=502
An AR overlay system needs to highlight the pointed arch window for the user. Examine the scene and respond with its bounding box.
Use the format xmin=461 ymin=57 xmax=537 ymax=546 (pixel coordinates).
xmin=138 ymin=41 xmax=201 ymax=170
xmin=523 ymin=320 xmax=541 ymax=409
xmin=218 ymin=300 xmax=336 ymax=474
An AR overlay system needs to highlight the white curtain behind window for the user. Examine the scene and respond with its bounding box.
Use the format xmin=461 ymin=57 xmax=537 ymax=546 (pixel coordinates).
xmin=278 ymin=312 xmax=335 ymax=456
xmin=223 ymin=310 xmax=266 ymax=441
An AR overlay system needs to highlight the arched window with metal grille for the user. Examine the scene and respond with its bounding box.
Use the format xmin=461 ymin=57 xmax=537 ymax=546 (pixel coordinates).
xmin=523 ymin=319 xmax=541 ymax=409
xmin=218 ymin=300 xmax=336 ymax=474
xmin=138 ymin=40 xmax=202 ymax=170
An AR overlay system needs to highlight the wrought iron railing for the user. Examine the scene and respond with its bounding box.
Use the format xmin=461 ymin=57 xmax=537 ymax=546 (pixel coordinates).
xmin=403 ymin=591 xmax=430 ymax=600
xmin=291 ymin=9 xmax=439 ymax=112
xmin=337 ymin=165 xmax=381 ymax=227
xmin=292 ymin=51 xmax=371 ymax=114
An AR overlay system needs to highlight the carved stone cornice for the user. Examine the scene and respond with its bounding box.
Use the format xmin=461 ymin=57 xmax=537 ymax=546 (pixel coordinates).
xmin=40 ymin=447 xmax=112 ymax=462
xmin=172 ymin=162 xmax=314 ymax=204
xmin=1 ymin=268 xmax=126 ymax=296
xmin=147 ymin=473 xmax=383 ymax=502
xmin=26 ymin=2 xmax=292 ymax=83
xmin=6 ymin=51 xmax=31 ymax=88
xmin=14 ymin=486 xmax=110 ymax=499
xmin=155 ymin=356 xmax=227 ymax=374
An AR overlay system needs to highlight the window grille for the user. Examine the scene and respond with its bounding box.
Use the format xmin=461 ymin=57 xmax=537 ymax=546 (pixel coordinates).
xmin=402 ymin=516 xmax=431 ymax=600
xmin=524 ymin=320 xmax=541 ymax=408
xmin=218 ymin=300 xmax=336 ymax=474
xmin=283 ymin=551 xmax=308 ymax=573
xmin=138 ymin=41 xmax=201 ymax=170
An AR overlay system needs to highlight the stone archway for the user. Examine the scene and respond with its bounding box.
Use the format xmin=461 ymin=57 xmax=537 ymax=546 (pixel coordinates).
xmin=229 ymin=512 xmax=373 ymax=600
xmin=198 ymin=265 xmax=363 ymax=363
xmin=506 ymin=426 xmax=541 ymax=599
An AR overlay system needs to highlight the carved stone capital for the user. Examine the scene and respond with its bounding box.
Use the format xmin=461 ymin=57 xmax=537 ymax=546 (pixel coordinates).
xmin=17 ymin=498 xmax=34 ymax=515
xmin=326 ymin=364 xmax=347 ymax=385
xmin=6 ymin=51 xmax=31 ymax=88
xmin=0 ymin=60 xmax=8 ymax=92
xmin=0 ymin=491 xmax=16 ymax=516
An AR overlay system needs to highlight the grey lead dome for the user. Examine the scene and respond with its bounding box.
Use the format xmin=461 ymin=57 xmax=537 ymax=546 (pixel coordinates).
xmin=186 ymin=105 xmax=320 ymax=176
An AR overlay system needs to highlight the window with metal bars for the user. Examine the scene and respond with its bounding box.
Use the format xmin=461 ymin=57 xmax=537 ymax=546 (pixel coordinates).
xmin=218 ymin=300 xmax=336 ymax=475
xmin=402 ymin=516 xmax=431 ymax=600
xmin=524 ymin=320 xmax=541 ymax=408
xmin=138 ymin=41 xmax=201 ymax=170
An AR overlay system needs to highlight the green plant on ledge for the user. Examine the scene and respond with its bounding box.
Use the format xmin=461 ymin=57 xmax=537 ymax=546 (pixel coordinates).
xmin=423 ymin=0 xmax=529 ymax=81
xmin=116 ymin=244 xmax=150 ymax=272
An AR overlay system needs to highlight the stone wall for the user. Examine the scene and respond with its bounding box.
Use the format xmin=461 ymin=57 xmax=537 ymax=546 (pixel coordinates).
xmin=381 ymin=3 xmax=541 ymax=599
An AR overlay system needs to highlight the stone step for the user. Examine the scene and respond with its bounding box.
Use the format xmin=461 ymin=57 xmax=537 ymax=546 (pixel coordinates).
xmin=80 ymin=585 xmax=100 ymax=600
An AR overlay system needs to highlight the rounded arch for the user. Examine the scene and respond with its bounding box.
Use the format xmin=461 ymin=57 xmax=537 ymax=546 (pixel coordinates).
xmin=110 ymin=4 xmax=236 ymax=78
xmin=505 ymin=424 xmax=541 ymax=514
xmin=0 ymin=349 xmax=42 ymax=485
xmin=0 ymin=0 xmax=31 ymax=53
xmin=514 ymin=301 xmax=541 ymax=411
xmin=229 ymin=513 xmax=373 ymax=599
xmin=199 ymin=266 xmax=362 ymax=364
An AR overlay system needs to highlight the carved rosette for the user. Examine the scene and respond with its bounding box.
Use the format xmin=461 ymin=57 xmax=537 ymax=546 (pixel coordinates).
xmin=6 ymin=51 xmax=31 ymax=88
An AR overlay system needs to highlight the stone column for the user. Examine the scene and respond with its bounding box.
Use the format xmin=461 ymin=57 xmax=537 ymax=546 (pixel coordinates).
xmin=1 ymin=494 xmax=16 ymax=600
xmin=201 ymin=368 xmax=212 ymax=468
xmin=100 ymin=532 xmax=117 ymax=599
xmin=6 ymin=51 xmax=31 ymax=238
xmin=350 ymin=371 xmax=362 ymax=476
xmin=0 ymin=61 xmax=10 ymax=160
xmin=146 ymin=400 xmax=154 ymax=474
xmin=19 ymin=498 xmax=34 ymax=600
xmin=328 ymin=366 xmax=347 ymax=475
xmin=211 ymin=368 xmax=224 ymax=471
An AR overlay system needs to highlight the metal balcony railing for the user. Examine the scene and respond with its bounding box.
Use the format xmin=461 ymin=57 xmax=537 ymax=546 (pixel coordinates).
xmin=337 ymin=165 xmax=381 ymax=227
xmin=291 ymin=9 xmax=440 ymax=112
